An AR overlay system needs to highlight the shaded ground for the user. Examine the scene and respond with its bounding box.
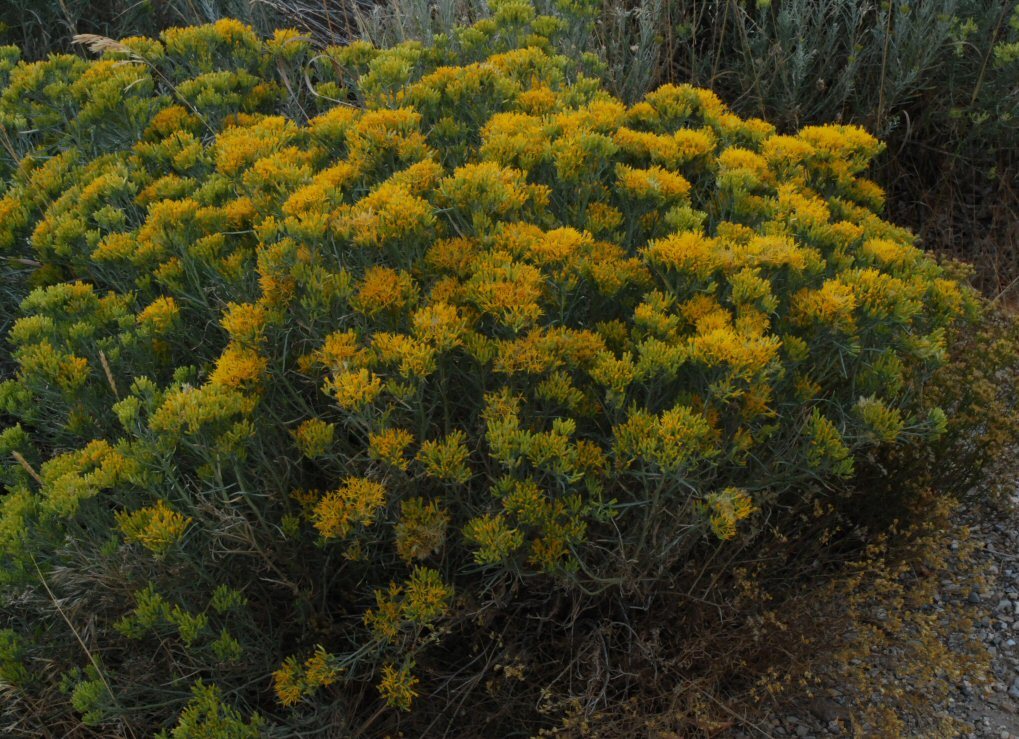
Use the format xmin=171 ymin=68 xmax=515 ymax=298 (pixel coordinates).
xmin=739 ymin=498 xmax=1019 ymax=738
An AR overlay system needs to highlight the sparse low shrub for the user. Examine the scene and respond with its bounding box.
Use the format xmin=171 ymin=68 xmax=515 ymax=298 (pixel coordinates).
xmin=0 ymin=5 xmax=987 ymax=736
xmin=543 ymin=489 xmax=991 ymax=737
xmin=858 ymin=293 xmax=1019 ymax=515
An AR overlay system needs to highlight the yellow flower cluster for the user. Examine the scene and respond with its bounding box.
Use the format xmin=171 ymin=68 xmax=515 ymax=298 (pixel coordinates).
xmin=324 ymin=368 xmax=383 ymax=410
xmin=701 ymin=487 xmax=756 ymax=541
xmin=614 ymin=125 xmax=716 ymax=168
xmin=463 ymin=512 xmax=525 ymax=564
xmin=209 ymin=344 xmax=267 ymax=389
xmin=273 ymin=645 xmax=342 ymax=706
xmin=437 ymin=161 xmax=535 ymax=228
xmin=805 ymin=409 xmax=854 ymax=477
xmin=352 ymin=267 xmax=417 ymax=317
xmin=615 ymin=164 xmax=692 ymax=205
xmin=40 ymin=440 xmax=140 ymax=517
xmin=115 ymin=499 xmax=192 ymax=557
xmin=16 ymin=341 xmax=90 ymax=393
xmin=369 ymin=427 xmax=415 ymax=470
xmin=371 ymin=332 xmax=436 ymax=379
xmin=465 ymin=253 xmax=545 ymax=331
xmin=416 ymin=431 xmax=472 ymax=484
xmin=412 ymin=302 xmax=467 ymax=350
xmin=613 ymin=406 xmax=717 ymax=473
xmin=291 ymin=418 xmax=335 ymax=459
xmin=137 ymin=296 xmax=180 ymax=334
xmin=220 ymin=302 xmax=269 ymax=345
xmin=313 ymin=477 xmax=387 ymax=539
xmin=337 ymin=181 xmax=435 ymax=248
xmin=363 ymin=566 xmax=453 ymax=642
xmin=378 ymin=663 xmax=419 ymax=711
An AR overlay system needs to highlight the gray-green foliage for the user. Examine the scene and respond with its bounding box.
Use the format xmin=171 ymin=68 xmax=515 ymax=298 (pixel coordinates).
xmin=673 ymin=0 xmax=1019 ymax=142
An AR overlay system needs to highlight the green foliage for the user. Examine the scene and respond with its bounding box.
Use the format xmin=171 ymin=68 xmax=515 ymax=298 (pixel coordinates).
xmin=156 ymin=681 xmax=265 ymax=739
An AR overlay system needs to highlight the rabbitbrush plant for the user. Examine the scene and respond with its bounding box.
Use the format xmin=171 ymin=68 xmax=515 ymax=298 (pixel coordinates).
xmin=0 ymin=2 xmax=980 ymax=735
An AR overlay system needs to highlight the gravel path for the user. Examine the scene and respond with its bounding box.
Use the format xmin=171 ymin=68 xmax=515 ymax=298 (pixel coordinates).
xmin=742 ymin=498 xmax=1019 ymax=738
xmin=950 ymin=500 xmax=1019 ymax=739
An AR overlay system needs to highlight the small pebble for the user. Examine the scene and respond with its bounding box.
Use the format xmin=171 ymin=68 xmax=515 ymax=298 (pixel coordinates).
xmin=1008 ymin=677 xmax=1019 ymax=699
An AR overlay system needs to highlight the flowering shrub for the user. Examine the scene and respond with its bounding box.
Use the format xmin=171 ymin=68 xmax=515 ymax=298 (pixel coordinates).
xmin=0 ymin=5 xmax=975 ymax=735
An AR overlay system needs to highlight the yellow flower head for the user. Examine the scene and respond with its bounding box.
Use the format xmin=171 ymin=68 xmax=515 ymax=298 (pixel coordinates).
xmin=717 ymin=147 xmax=769 ymax=176
xmin=425 ymin=237 xmax=480 ymax=277
xmin=527 ymin=226 xmax=592 ymax=267
xmin=214 ymin=116 xmax=298 ymax=177
xmin=464 ymin=512 xmax=525 ymax=564
xmin=273 ymin=656 xmax=304 ymax=707
xmin=437 ymin=161 xmax=531 ymax=226
xmin=221 ymin=301 xmax=268 ymax=345
xmin=416 ymin=430 xmax=471 ymax=484
xmin=273 ymin=646 xmax=342 ymax=707
xmin=313 ymin=477 xmax=387 ymax=539
xmin=369 ymin=427 xmax=415 ymax=471
xmin=371 ymin=332 xmax=436 ymax=378
xmin=116 ymin=499 xmax=191 ymax=557
xmin=378 ymin=663 xmax=420 ymax=711
xmin=792 ymin=280 xmax=858 ymax=332
xmin=338 ymin=182 xmax=434 ymax=248
xmin=615 ymin=164 xmax=691 ymax=204
xmin=352 ymin=266 xmax=417 ymax=317
xmin=466 ymin=252 xmax=545 ymax=331
xmin=316 ymin=330 xmax=364 ymax=373
xmin=702 ymin=487 xmax=755 ymax=540
xmin=861 ymin=238 xmax=920 ymax=269
xmin=585 ymin=202 xmax=624 ymax=235
xmin=325 ymin=368 xmax=383 ymax=410
xmin=210 ymin=344 xmax=267 ymax=389
xmin=292 ymin=418 xmax=335 ymax=458
xmin=412 ymin=303 xmax=468 ymax=350
xmin=642 ymin=231 xmax=721 ymax=279
xmin=401 ymin=566 xmax=453 ymax=624
xmin=481 ymin=112 xmax=548 ymax=170
xmin=137 ymin=296 xmax=180 ymax=334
